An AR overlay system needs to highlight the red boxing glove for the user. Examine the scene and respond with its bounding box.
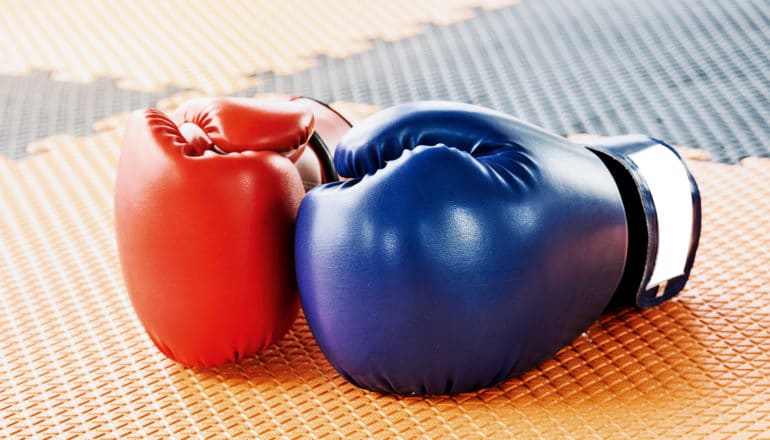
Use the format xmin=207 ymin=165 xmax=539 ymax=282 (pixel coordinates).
xmin=115 ymin=97 xmax=341 ymax=367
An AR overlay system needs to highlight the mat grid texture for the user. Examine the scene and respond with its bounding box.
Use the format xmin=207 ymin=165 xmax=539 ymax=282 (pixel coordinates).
xmin=1 ymin=0 xmax=768 ymax=162
xmin=1 ymin=122 xmax=769 ymax=437
xmin=247 ymin=0 xmax=770 ymax=163
xmin=1 ymin=0 xmax=770 ymax=438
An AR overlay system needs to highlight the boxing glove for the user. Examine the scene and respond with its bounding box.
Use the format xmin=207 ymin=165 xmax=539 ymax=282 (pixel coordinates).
xmin=296 ymin=101 xmax=700 ymax=394
xmin=115 ymin=96 xmax=347 ymax=367
xmin=292 ymin=97 xmax=353 ymax=189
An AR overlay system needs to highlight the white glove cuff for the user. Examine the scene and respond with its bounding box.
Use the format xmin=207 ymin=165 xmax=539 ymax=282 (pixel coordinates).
xmin=587 ymin=135 xmax=701 ymax=308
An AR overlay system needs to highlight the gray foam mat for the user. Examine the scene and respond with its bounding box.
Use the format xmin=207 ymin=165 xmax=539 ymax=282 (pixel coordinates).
xmin=0 ymin=71 xmax=182 ymax=159
xmin=245 ymin=0 xmax=770 ymax=163
xmin=1 ymin=0 xmax=768 ymax=163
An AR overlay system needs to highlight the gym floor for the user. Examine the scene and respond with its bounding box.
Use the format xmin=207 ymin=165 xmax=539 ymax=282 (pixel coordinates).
xmin=1 ymin=1 xmax=768 ymax=437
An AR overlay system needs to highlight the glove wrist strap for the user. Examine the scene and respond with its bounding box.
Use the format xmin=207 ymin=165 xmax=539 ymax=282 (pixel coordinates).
xmin=308 ymin=132 xmax=339 ymax=183
xmin=293 ymin=97 xmax=351 ymax=187
xmin=587 ymin=135 xmax=701 ymax=308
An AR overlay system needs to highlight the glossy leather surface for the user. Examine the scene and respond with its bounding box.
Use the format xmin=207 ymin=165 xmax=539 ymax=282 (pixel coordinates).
xmin=115 ymin=98 xmax=312 ymax=367
xmin=296 ymin=102 xmax=630 ymax=394
xmin=173 ymin=97 xmax=314 ymax=156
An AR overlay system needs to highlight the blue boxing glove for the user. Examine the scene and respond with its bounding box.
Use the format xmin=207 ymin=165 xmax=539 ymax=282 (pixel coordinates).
xmin=296 ymin=102 xmax=700 ymax=395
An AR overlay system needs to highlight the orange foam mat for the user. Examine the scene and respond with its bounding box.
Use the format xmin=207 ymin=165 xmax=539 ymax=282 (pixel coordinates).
xmin=0 ymin=0 xmax=517 ymax=93
xmin=1 ymin=104 xmax=769 ymax=438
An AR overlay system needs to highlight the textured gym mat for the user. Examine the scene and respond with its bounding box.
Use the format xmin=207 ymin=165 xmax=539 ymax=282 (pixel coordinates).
xmin=1 ymin=116 xmax=769 ymax=437
xmin=1 ymin=0 xmax=767 ymax=162
xmin=1 ymin=0 xmax=769 ymax=438
xmin=245 ymin=0 xmax=770 ymax=164
xmin=0 ymin=0 xmax=516 ymax=159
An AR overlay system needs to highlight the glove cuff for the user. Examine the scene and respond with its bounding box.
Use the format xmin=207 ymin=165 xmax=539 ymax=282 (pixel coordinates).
xmin=291 ymin=97 xmax=350 ymax=189
xmin=587 ymin=135 xmax=701 ymax=308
